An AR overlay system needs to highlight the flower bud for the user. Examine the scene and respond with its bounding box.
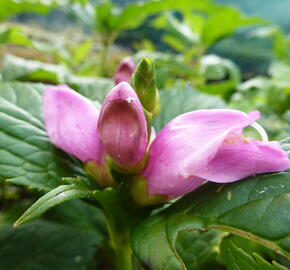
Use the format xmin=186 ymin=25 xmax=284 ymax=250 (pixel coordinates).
xmin=114 ymin=57 xmax=136 ymax=84
xmin=98 ymin=82 xmax=148 ymax=172
xmin=132 ymin=58 xmax=160 ymax=116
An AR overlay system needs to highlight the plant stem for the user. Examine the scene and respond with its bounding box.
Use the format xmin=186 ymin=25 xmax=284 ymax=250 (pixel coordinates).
xmin=98 ymin=39 xmax=109 ymax=76
xmin=97 ymin=32 xmax=117 ymax=77
xmin=94 ymin=186 xmax=136 ymax=270
xmin=104 ymin=214 xmax=132 ymax=270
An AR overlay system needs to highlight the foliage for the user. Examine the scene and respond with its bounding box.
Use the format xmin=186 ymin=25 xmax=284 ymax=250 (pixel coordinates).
xmin=131 ymin=172 xmax=290 ymax=269
xmin=0 ymin=0 xmax=290 ymax=269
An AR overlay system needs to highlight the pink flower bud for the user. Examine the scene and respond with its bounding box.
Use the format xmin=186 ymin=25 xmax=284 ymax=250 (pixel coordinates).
xmin=141 ymin=109 xmax=290 ymax=197
xmin=98 ymin=82 xmax=148 ymax=171
xmin=43 ymin=84 xmax=104 ymax=164
xmin=114 ymin=58 xmax=136 ymax=84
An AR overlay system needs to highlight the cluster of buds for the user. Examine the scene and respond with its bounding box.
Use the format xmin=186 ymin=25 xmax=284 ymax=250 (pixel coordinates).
xmin=43 ymin=58 xmax=290 ymax=206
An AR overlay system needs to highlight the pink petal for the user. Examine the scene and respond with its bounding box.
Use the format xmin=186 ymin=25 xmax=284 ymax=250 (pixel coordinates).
xmin=43 ymin=84 xmax=104 ymax=164
xmin=143 ymin=109 xmax=280 ymax=196
xmin=98 ymin=82 xmax=148 ymax=169
xmin=114 ymin=58 xmax=136 ymax=84
xmin=194 ymin=139 xmax=290 ymax=183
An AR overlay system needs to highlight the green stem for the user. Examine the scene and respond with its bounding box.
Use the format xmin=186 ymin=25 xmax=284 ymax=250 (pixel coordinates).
xmin=94 ymin=186 xmax=136 ymax=270
xmin=104 ymin=214 xmax=132 ymax=270
xmin=98 ymin=39 xmax=109 ymax=76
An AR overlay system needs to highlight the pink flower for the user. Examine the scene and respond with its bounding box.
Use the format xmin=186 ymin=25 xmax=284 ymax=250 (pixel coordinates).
xmin=43 ymin=84 xmax=104 ymax=165
xmin=114 ymin=58 xmax=136 ymax=84
xmin=98 ymin=82 xmax=148 ymax=171
xmin=141 ymin=109 xmax=290 ymax=197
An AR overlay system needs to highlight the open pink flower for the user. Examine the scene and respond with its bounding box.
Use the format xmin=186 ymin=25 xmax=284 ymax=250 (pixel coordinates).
xmin=43 ymin=84 xmax=104 ymax=165
xmin=141 ymin=109 xmax=290 ymax=197
xmin=114 ymin=58 xmax=136 ymax=84
xmin=98 ymin=82 xmax=148 ymax=171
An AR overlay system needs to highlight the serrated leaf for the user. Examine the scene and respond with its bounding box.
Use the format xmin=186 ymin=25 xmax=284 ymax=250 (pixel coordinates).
xmin=220 ymin=236 xmax=288 ymax=270
xmin=132 ymin=172 xmax=290 ymax=269
xmin=176 ymin=230 xmax=224 ymax=270
xmin=0 ymin=81 xmax=80 ymax=190
xmin=14 ymin=184 xmax=92 ymax=226
xmin=153 ymin=84 xmax=226 ymax=131
xmin=0 ymin=220 xmax=101 ymax=270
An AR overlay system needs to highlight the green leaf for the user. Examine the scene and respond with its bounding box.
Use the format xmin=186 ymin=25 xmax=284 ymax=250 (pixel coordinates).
xmin=0 ymin=81 xmax=80 ymax=190
xmin=0 ymin=26 xmax=32 ymax=46
xmin=68 ymin=75 xmax=114 ymax=103
xmin=153 ymin=83 xmax=226 ymax=131
xmin=131 ymin=172 xmax=290 ymax=270
xmin=45 ymin=199 xmax=106 ymax=234
xmin=0 ymin=220 xmax=101 ymax=270
xmin=0 ymin=55 xmax=114 ymax=98
xmin=176 ymin=230 xmax=225 ymax=270
xmin=281 ymin=137 xmax=290 ymax=159
xmin=0 ymin=0 xmax=83 ymax=22
xmin=1 ymin=54 xmax=70 ymax=83
xmin=14 ymin=184 xmax=92 ymax=226
xmin=158 ymin=12 xmax=200 ymax=50
xmin=220 ymin=236 xmax=288 ymax=270
xmin=202 ymin=7 xmax=265 ymax=47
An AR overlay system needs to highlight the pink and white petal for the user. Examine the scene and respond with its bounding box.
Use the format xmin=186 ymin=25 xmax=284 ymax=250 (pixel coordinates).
xmin=43 ymin=85 xmax=104 ymax=163
xmin=194 ymin=139 xmax=290 ymax=183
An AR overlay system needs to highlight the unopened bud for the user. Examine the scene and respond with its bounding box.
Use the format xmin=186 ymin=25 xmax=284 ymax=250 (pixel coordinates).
xmin=132 ymin=58 xmax=160 ymax=116
xmin=98 ymin=82 xmax=148 ymax=172
xmin=114 ymin=57 xmax=136 ymax=84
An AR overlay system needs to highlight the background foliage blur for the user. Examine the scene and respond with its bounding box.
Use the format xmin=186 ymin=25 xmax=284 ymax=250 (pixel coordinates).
xmin=1 ymin=0 xmax=290 ymax=269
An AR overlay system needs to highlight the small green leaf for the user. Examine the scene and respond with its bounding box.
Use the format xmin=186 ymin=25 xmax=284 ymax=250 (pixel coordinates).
xmin=14 ymin=184 xmax=93 ymax=226
xmin=221 ymin=236 xmax=288 ymax=270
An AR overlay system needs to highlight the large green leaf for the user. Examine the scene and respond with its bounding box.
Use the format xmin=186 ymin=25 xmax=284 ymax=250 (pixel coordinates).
xmin=14 ymin=183 xmax=93 ymax=226
xmin=0 ymin=55 xmax=114 ymax=99
xmin=153 ymin=84 xmax=226 ymax=131
xmin=1 ymin=55 xmax=70 ymax=83
xmin=176 ymin=230 xmax=225 ymax=270
xmin=0 ymin=0 xmax=83 ymax=22
xmin=0 ymin=81 xmax=80 ymax=190
xmin=202 ymin=7 xmax=265 ymax=47
xmin=69 ymin=75 xmax=114 ymax=102
xmin=131 ymin=172 xmax=290 ymax=270
xmin=0 ymin=220 xmax=101 ymax=270
xmin=220 ymin=236 xmax=288 ymax=270
xmin=111 ymin=0 xmax=215 ymax=33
